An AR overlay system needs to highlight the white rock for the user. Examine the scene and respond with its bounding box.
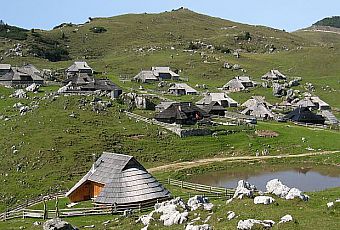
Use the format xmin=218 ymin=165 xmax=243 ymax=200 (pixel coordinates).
xmin=227 ymin=211 xmax=236 ymax=220
xmin=279 ymin=214 xmax=293 ymax=223
xmin=25 ymin=83 xmax=39 ymax=92
xmin=185 ymin=223 xmax=212 ymax=230
xmin=11 ymin=89 xmax=27 ymax=98
xmin=327 ymin=202 xmax=334 ymax=208
xmin=187 ymin=195 xmax=214 ymax=211
xmin=137 ymin=212 xmax=155 ymax=226
xmin=285 ymin=188 xmax=309 ymax=201
xmin=266 ymin=179 xmax=290 ymax=198
xmin=266 ymin=179 xmax=309 ymax=201
xmin=233 ymin=180 xmax=256 ymax=199
xmin=237 ymin=219 xmax=275 ymax=230
xmin=254 ymin=196 xmax=275 ymax=205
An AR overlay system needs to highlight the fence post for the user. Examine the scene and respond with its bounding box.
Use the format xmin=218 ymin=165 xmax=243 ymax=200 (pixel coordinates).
xmin=168 ymin=178 xmax=170 ymax=185
xmin=181 ymin=180 xmax=183 ymax=189
xmin=22 ymin=210 xmax=25 ymax=219
xmin=225 ymin=188 xmax=228 ymax=198
xmin=139 ymin=203 xmax=141 ymax=213
xmin=209 ymin=186 xmax=212 ymax=193
xmin=114 ymin=202 xmax=117 ymax=214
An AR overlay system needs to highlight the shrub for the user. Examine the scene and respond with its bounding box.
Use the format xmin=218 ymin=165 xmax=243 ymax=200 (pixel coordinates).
xmin=90 ymin=27 xmax=107 ymax=33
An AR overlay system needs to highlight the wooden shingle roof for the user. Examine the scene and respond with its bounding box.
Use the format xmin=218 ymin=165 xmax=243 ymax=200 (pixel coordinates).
xmin=66 ymin=152 xmax=170 ymax=205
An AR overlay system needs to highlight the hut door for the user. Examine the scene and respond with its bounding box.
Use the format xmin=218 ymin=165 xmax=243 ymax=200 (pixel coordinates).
xmin=83 ymin=184 xmax=91 ymax=200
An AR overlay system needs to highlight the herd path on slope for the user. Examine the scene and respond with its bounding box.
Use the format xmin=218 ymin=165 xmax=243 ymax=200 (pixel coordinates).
xmin=148 ymin=150 xmax=340 ymax=172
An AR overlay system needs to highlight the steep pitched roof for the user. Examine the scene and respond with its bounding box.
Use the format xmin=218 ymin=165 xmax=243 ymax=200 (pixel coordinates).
xmin=223 ymin=78 xmax=245 ymax=90
xmin=261 ymin=70 xmax=287 ymax=80
xmin=196 ymin=93 xmax=238 ymax=106
xmin=3 ymin=65 xmax=44 ymax=82
xmin=152 ymin=67 xmax=179 ymax=77
xmin=242 ymin=96 xmax=272 ymax=108
xmin=133 ymin=70 xmax=158 ymax=82
xmin=295 ymin=98 xmax=316 ymax=108
xmin=67 ymin=61 xmax=93 ymax=72
xmin=201 ymin=101 xmax=226 ymax=114
xmin=155 ymin=102 xmax=209 ymax=120
xmin=241 ymin=103 xmax=274 ymax=118
xmin=168 ymin=83 xmax=197 ymax=94
xmin=66 ymin=152 xmax=170 ymax=204
xmin=284 ymin=107 xmax=325 ymax=124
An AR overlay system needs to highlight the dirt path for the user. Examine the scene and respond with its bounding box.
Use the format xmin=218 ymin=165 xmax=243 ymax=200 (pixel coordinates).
xmin=148 ymin=150 xmax=340 ymax=173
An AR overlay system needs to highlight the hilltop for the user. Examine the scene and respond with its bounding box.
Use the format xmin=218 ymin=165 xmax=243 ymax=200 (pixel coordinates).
xmin=0 ymin=8 xmax=308 ymax=62
xmin=313 ymin=16 xmax=340 ymax=28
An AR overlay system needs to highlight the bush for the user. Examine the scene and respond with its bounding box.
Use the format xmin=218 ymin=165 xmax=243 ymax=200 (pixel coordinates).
xmin=29 ymin=44 xmax=69 ymax=62
xmin=235 ymin=31 xmax=252 ymax=41
xmin=188 ymin=42 xmax=201 ymax=50
xmin=0 ymin=24 xmax=28 ymax=40
xmin=90 ymin=27 xmax=107 ymax=33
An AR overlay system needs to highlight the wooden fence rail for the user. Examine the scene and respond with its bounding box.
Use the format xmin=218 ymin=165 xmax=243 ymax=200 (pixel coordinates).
xmin=167 ymin=178 xmax=235 ymax=199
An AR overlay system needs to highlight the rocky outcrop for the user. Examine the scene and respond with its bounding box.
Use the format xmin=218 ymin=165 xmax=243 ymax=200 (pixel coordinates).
xmin=43 ymin=218 xmax=77 ymax=230
xmin=233 ymin=180 xmax=257 ymax=199
xmin=187 ymin=195 xmax=214 ymax=211
xmin=266 ymin=179 xmax=309 ymax=201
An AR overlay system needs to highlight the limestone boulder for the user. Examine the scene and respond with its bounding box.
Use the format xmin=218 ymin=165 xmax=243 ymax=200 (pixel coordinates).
xmin=43 ymin=218 xmax=77 ymax=230
xmin=254 ymin=196 xmax=275 ymax=205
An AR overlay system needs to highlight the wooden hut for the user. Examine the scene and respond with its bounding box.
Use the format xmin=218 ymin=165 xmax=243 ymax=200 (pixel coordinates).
xmin=66 ymin=152 xmax=171 ymax=205
xmin=284 ymin=107 xmax=325 ymax=124
xmin=155 ymin=102 xmax=210 ymax=124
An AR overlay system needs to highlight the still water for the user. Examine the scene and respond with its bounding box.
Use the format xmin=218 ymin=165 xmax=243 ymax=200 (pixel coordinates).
xmin=190 ymin=166 xmax=340 ymax=192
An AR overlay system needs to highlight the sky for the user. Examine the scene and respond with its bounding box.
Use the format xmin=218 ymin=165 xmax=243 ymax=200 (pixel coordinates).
xmin=1 ymin=0 xmax=340 ymax=32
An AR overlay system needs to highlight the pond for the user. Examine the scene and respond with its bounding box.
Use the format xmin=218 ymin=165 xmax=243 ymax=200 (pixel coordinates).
xmin=190 ymin=166 xmax=340 ymax=192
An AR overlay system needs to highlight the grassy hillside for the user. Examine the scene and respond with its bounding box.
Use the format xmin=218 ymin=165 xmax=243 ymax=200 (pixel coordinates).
xmin=313 ymin=16 xmax=340 ymax=28
xmin=0 ymin=9 xmax=339 ymax=223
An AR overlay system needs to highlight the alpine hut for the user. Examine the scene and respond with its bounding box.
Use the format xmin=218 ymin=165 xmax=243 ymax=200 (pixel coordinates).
xmin=196 ymin=93 xmax=238 ymax=107
xmin=0 ymin=64 xmax=44 ymax=87
xmin=66 ymin=152 xmax=171 ymax=206
xmin=261 ymin=70 xmax=287 ymax=81
xmin=155 ymin=102 xmax=209 ymax=124
xmin=66 ymin=61 xmax=93 ymax=77
xmin=284 ymin=107 xmax=325 ymax=124
xmin=223 ymin=76 xmax=256 ymax=91
xmin=168 ymin=83 xmax=198 ymax=95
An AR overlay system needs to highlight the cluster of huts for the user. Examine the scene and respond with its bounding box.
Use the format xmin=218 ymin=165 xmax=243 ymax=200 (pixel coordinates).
xmin=1 ymin=61 xmax=338 ymax=209
xmin=0 ymin=61 xmax=123 ymax=99
xmin=146 ymin=68 xmax=337 ymax=126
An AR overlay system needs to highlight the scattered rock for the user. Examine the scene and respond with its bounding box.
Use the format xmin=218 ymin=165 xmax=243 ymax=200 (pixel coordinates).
xmin=279 ymin=214 xmax=293 ymax=224
xmin=227 ymin=211 xmax=236 ymax=220
xmin=254 ymin=196 xmax=275 ymax=205
xmin=187 ymin=195 xmax=214 ymax=211
xmin=43 ymin=218 xmax=77 ymax=230
xmin=233 ymin=180 xmax=256 ymax=199
xmin=11 ymin=89 xmax=27 ymax=99
xmin=237 ymin=219 xmax=275 ymax=230
xmin=25 ymin=83 xmax=39 ymax=92
xmin=266 ymin=179 xmax=309 ymax=201
xmin=33 ymin=221 xmax=41 ymax=226
xmin=185 ymin=223 xmax=212 ymax=230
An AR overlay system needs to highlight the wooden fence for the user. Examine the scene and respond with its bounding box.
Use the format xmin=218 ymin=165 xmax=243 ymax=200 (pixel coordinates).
xmin=167 ymin=178 xmax=235 ymax=199
xmin=0 ymin=195 xmax=167 ymax=221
